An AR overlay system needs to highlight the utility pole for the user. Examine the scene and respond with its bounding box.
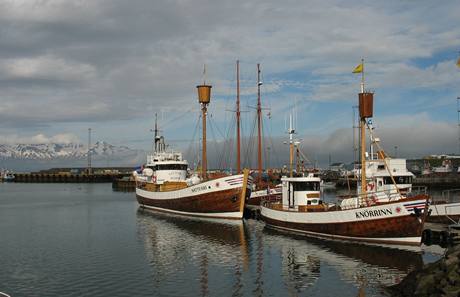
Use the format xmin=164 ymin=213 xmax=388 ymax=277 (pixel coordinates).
xmin=457 ymin=97 xmax=460 ymax=155
xmin=87 ymin=128 xmax=92 ymax=175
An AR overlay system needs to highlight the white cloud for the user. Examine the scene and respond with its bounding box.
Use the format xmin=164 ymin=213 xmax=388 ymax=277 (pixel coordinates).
xmin=0 ymin=133 xmax=80 ymax=145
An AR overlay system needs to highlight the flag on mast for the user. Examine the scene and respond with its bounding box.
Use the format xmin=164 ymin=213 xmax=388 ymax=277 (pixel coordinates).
xmin=456 ymin=57 xmax=460 ymax=68
xmin=352 ymin=63 xmax=363 ymax=73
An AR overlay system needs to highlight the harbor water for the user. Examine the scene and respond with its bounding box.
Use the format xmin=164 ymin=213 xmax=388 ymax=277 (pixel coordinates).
xmin=0 ymin=183 xmax=443 ymax=297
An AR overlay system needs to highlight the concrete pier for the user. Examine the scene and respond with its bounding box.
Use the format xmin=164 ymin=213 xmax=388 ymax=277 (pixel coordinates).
xmin=13 ymin=172 xmax=127 ymax=183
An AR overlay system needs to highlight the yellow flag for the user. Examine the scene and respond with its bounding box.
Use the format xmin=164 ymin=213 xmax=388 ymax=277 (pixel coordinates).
xmin=457 ymin=57 xmax=460 ymax=68
xmin=352 ymin=63 xmax=363 ymax=73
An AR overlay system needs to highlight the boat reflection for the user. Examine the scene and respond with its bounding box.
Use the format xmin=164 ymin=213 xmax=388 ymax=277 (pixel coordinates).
xmin=136 ymin=211 xmax=427 ymax=296
xmin=263 ymin=227 xmax=424 ymax=293
xmin=136 ymin=209 xmax=249 ymax=297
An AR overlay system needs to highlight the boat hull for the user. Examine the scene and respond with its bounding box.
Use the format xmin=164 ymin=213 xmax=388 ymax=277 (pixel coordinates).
xmin=261 ymin=195 xmax=428 ymax=246
xmin=136 ymin=174 xmax=250 ymax=219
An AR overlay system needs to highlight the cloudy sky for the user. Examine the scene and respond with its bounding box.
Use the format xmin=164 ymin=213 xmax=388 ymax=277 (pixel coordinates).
xmin=0 ymin=0 xmax=459 ymax=166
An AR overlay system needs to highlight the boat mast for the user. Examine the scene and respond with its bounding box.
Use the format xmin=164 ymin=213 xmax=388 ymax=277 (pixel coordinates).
xmin=257 ymin=63 xmax=263 ymax=184
xmin=358 ymin=59 xmax=374 ymax=198
xmin=153 ymin=113 xmax=160 ymax=153
xmin=289 ymin=114 xmax=294 ymax=177
xmin=236 ymin=60 xmax=241 ymax=174
xmin=197 ymin=67 xmax=212 ymax=180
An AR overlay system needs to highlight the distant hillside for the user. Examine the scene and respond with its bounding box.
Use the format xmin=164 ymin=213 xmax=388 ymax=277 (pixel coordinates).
xmin=0 ymin=141 xmax=146 ymax=171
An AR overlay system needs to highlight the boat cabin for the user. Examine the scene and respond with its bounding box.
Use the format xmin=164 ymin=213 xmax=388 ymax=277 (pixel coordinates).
xmin=143 ymin=151 xmax=188 ymax=184
xmin=281 ymin=173 xmax=322 ymax=211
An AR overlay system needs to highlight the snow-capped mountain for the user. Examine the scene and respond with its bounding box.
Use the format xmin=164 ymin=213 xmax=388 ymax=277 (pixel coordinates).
xmin=0 ymin=141 xmax=141 ymax=160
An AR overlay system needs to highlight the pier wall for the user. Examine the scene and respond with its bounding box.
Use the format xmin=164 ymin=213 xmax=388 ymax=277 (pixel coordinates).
xmin=13 ymin=173 xmax=128 ymax=183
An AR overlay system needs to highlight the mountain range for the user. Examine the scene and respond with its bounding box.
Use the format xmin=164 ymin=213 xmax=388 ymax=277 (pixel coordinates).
xmin=0 ymin=141 xmax=140 ymax=160
xmin=0 ymin=141 xmax=146 ymax=171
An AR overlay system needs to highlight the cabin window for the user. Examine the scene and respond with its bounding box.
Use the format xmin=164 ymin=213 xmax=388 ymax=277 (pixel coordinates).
xmin=383 ymin=176 xmax=412 ymax=184
xmin=293 ymin=182 xmax=320 ymax=191
xmin=377 ymin=165 xmax=385 ymax=170
xmin=153 ymin=164 xmax=187 ymax=171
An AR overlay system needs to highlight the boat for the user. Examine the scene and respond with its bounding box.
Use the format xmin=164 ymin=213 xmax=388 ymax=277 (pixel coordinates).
xmin=361 ymin=134 xmax=460 ymax=224
xmin=1 ymin=169 xmax=15 ymax=182
xmin=261 ymin=63 xmax=429 ymax=246
xmin=361 ymin=149 xmax=460 ymax=224
xmin=432 ymin=159 xmax=453 ymax=174
xmin=421 ymin=160 xmax=432 ymax=176
xmin=134 ymin=80 xmax=252 ymax=219
xmin=427 ymin=189 xmax=460 ymax=224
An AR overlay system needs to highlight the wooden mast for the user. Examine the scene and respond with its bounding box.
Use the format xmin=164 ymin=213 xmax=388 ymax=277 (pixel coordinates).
xmin=202 ymin=102 xmax=208 ymax=179
xmin=197 ymin=68 xmax=212 ymax=180
xmin=357 ymin=59 xmax=373 ymax=199
xmin=257 ymin=63 xmax=263 ymax=184
xmin=236 ymin=60 xmax=241 ymax=174
xmin=360 ymin=59 xmax=366 ymax=196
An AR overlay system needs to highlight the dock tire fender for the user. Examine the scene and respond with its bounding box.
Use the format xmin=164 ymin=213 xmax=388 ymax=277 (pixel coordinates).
xmin=422 ymin=229 xmax=432 ymax=244
xmin=440 ymin=231 xmax=450 ymax=245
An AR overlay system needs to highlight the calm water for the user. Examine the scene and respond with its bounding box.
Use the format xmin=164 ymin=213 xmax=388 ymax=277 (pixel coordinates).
xmin=0 ymin=183 xmax=443 ymax=297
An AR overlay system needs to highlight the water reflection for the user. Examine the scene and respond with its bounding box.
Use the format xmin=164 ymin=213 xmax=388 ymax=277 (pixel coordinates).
xmin=136 ymin=209 xmax=249 ymax=297
xmin=263 ymin=228 xmax=424 ymax=294
xmin=136 ymin=210 xmax=429 ymax=297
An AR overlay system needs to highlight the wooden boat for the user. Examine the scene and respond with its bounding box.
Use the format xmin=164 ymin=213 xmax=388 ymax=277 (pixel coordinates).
xmin=261 ymin=62 xmax=429 ymax=246
xmin=135 ymin=80 xmax=251 ymax=219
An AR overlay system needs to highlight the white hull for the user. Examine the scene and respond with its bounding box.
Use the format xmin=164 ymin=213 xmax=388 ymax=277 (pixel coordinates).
xmin=140 ymin=204 xmax=243 ymax=219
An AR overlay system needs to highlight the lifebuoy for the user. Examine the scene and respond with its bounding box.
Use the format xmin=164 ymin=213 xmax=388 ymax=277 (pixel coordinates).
xmin=152 ymin=175 xmax=157 ymax=183
xmin=367 ymin=183 xmax=375 ymax=191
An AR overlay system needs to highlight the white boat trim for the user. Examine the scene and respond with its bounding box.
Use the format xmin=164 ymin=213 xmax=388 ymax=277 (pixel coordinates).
xmin=140 ymin=204 xmax=243 ymax=219
xmin=264 ymin=223 xmax=422 ymax=245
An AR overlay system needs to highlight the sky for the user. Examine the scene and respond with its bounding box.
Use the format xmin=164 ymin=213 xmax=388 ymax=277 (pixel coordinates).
xmin=0 ymin=0 xmax=460 ymax=167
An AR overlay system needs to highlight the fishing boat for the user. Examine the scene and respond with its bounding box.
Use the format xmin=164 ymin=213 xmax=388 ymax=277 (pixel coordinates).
xmin=134 ymin=81 xmax=251 ymax=219
xmin=261 ymin=63 xmax=429 ymax=246
xmin=361 ymin=136 xmax=460 ymax=224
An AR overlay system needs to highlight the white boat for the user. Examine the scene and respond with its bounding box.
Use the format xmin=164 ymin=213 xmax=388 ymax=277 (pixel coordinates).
xmin=359 ymin=154 xmax=415 ymax=202
xmin=261 ymin=70 xmax=429 ymax=246
xmin=432 ymin=159 xmax=453 ymax=173
xmin=134 ymin=82 xmax=251 ymax=220
xmin=1 ymin=169 xmax=15 ymax=182
xmin=428 ymin=189 xmax=460 ymax=224
xmin=362 ymin=138 xmax=460 ymax=224
xmin=320 ymin=180 xmax=336 ymax=189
